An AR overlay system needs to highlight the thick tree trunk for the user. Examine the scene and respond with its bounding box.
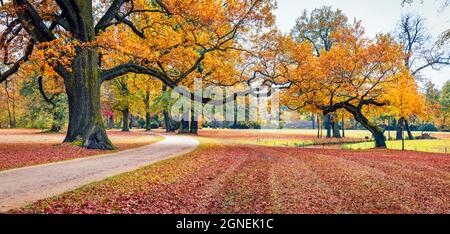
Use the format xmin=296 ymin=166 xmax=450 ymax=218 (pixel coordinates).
xmin=332 ymin=123 xmax=341 ymax=138
xmin=63 ymin=50 xmax=113 ymax=150
xmin=404 ymin=119 xmax=414 ymax=140
xmin=145 ymin=112 xmax=152 ymax=131
xmin=233 ymin=98 xmax=238 ymax=128
xmin=180 ymin=119 xmax=190 ymax=133
xmin=332 ymin=114 xmax=341 ymax=138
xmin=179 ymin=98 xmax=190 ymax=133
xmin=172 ymin=120 xmax=180 ymax=131
xmin=144 ymin=90 xmax=151 ymax=131
xmin=387 ymin=116 xmax=391 ymax=140
xmin=163 ymin=111 xmax=173 ymax=132
xmin=320 ymin=115 xmax=323 ymax=138
xmin=122 ymin=108 xmax=130 ymax=132
xmin=359 ymin=119 xmax=386 ymax=148
xmin=325 ymin=114 xmax=332 ymax=138
xmin=60 ymin=2 xmax=114 ymax=150
xmin=396 ymin=118 xmax=404 ymax=140
xmin=108 ymin=115 xmax=114 ymax=129
xmin=317 ymin=115 xmax=320 ymax=138
xmin=190 ymin=100 xmax=199 ymax=134
xmin=341 ymin=116 xmax=345 ymax=138
xmin=190 ymin=117 xmax=198 ymax=134
xmin=161 ymin=85 xmax=175 ymax=132
xmin=345 ymin=107 xmax=386 ymax=148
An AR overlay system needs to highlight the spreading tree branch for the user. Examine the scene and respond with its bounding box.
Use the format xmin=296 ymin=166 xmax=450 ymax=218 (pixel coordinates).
xmin=0 ymin=43 xmax=34 ymax=83
xmin=101 ymin=62 xmax=177 ymax=88
xmin=37 ymin=76 xmax=57 ymax=108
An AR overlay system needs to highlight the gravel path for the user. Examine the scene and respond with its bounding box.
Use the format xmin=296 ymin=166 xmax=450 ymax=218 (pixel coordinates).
xmin=0 ymin=134 xmax=199 ymax=212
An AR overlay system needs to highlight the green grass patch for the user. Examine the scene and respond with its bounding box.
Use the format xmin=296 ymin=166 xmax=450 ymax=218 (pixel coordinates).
xmin=342 ymin=139 xmax=450 ymax=153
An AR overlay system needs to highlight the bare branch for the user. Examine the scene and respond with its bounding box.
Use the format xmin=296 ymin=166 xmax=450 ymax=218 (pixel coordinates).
xmin=0 ymin=42 xmax=34 ymax=83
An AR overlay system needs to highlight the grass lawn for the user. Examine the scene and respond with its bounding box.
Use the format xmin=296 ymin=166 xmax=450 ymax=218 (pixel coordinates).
xmin=202 ymin=128 xmax=450 ymax=139
xmin=14 ymin=130 xmax=450 ymax=214
xmin=0 ymin=129 xmax=163 ymax=171
xmin=343 ymin=139 xmax=450 ymax=153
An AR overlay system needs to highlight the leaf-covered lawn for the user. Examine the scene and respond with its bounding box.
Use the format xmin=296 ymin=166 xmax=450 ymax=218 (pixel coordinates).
xmin=14 ymin=138 xmax=450 ymax=214
xmin=0 ymin=129 xmax=162 ymax=171
xmin=198 ymin=129 xmax=365 ymax=147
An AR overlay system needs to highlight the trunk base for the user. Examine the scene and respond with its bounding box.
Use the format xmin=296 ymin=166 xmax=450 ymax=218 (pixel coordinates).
xmin=179 ymin=119 xmax=190 ymax=134
xmin=86 ymin=127 xmax=114 ymax=150
xmin=190 ymin=121 xmax=198 ymax=134
xmin=343 ymin=106 xmax=387 ymax=148
xmin=64 ymin=126 xmax=114 ymax=150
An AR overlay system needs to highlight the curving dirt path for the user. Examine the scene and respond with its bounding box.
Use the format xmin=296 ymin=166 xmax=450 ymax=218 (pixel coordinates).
xmin=0 ymin=133 xmax=199 ymax=212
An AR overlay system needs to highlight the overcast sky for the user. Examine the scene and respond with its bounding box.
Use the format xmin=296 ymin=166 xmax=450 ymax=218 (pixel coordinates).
xmin=273 ymin=0 xmax=450 ymax=88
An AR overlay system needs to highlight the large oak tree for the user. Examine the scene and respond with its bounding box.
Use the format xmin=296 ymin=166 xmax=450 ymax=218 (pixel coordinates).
xmin=277 ymin=24 xmax=410 ymax=148
xmin=0 ymin=0 xmax=274 ymax=149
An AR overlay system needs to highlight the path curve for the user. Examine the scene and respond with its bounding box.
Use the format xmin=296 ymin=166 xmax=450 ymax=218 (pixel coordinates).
xmin=0 ymin=133 xmax=199 ymax=212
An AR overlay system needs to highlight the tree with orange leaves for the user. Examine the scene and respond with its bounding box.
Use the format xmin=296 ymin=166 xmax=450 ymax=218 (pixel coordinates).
xmin=384 ymin=69 xmax=426 ymax=140
xmin=291 ymin=6 xmax=350 ymax=138
xmin=0 ymin=0 xmax=275 ymax=149
xmin=277 ymin=23 xmax=410 ymax=148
